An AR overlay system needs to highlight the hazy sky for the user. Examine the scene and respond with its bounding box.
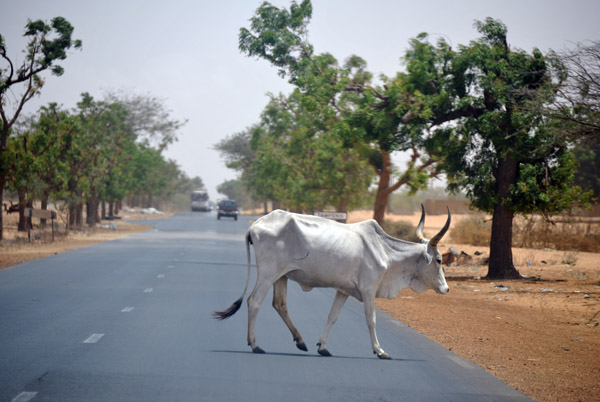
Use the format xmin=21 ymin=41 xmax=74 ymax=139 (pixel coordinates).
xmin=2 ymin=0 xmax=599 ymax=200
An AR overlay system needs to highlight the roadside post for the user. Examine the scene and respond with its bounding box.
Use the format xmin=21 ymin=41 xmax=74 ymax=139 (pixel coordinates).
xmin=24 ymin=208 xmax=57 ymax=242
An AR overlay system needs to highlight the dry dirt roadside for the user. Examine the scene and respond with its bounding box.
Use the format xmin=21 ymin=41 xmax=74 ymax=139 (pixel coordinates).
xmin=1 ymin=210 xmax=599 ymax=402
xmin=0 ymin=212 xmax=162 ymax=270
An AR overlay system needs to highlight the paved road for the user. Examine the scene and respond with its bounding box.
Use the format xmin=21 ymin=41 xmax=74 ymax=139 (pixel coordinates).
xmin=0 ymin=212 xmax=530 ymax=401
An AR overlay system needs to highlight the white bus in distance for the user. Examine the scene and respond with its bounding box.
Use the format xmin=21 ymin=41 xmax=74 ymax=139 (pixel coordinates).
xmin=191 ymin=190 xmax=210 ymax=212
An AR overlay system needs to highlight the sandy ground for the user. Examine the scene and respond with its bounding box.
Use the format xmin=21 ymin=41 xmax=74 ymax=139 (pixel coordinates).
xmin=1 ymin=209 xmax=599 ymax=402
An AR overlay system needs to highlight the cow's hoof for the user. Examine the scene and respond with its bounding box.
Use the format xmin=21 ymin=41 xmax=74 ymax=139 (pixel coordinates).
xmin=296 ymin=341 xmax=308 ymax=352
xmin=252 ymin=346 xmax=266 ymax=354
xmin=317 ymin=348 xmax=332 ymax=357
xmin=376 ymin=352 xmax=391 ymax=360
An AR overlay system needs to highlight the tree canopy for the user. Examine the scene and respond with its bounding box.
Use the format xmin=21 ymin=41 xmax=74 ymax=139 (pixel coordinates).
xmin=228 ymin=2 xmax=596 ymax=280
xmin=4 ymin=91 xmax=196 ymax=231
xmin=234 ymin=0 xmax=441 ymax=222
xmin=401 ymin=18 xmax=591 ymax=278
xmin=1 ymin=16 xmax=82 ymax=239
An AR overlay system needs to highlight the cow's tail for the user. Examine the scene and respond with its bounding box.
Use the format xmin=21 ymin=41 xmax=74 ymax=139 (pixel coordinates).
xmin=212 ymin=231 xmax=253 ymax=320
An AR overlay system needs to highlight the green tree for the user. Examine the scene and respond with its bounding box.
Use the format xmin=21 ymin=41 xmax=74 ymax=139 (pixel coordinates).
xmin=335 ymin=68 xmax=440 ymax=223
xmin=227 ymin=90 xmax=372 ymax=213
xmin=216 ymin=179 xmax=255 ymax=209
xmin=0 ymin=17 xmax=81 ymax=239
xmin=5 ymin=104 xmax=76 ymax=229
xmin=259 ymin=92 xmax=371 ymax=212
xmin=573 ymin=139 xmax=600 ymax=198
xmin=126 ymin=144 xmax=178 ymax=209
xmin=104 ymin=90 xmax=186 ymax=152
xmin=176 ymin=175 xmax=205 ymax=195
xmin=215 ymin=128 xmax=268 ymax=209
xmin=74 ymin=93 xmax=135 ymax=227
xmin=240 ymin=0 xmax=438 ymax=223
xmin=4 ymin=130 xmax=38 ymax=231
xmin=403 ymin=19 xmax=590 ymax=279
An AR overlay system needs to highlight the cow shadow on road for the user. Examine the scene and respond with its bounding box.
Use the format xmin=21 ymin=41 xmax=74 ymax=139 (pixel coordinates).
xmin=211 ymin=349 xmax=424 ymax=362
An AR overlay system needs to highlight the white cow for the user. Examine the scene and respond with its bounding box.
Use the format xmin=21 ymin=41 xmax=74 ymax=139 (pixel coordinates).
xmin=213 ymin=206 xmax=451 ymax=359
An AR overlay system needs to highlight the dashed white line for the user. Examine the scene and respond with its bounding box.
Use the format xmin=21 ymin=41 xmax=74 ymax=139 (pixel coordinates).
xmin=121 ymin=307 xmax=134 ymax=312
xmin=144 ymin=288 xmax=153 ymax=293
xmin=157 ymin=274 xmax=165 ymax=278
xmin=83 ymin=333 xmax=104 ymax=344
xmin=11 ymin=392 xmax=38 ymax=402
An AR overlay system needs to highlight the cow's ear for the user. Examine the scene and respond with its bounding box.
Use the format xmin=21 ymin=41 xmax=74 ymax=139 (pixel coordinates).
xmin=423 ymin=250 xmax=432 ymax=264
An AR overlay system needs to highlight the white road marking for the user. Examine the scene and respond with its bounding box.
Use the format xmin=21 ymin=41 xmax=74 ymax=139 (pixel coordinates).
xmin=121 ymin=307 xmax=134 ymax=312
xmin=83 ymin=333 xmax=104 ymax=344
xmin=144 ymin=288 xmax=153 ymax=293
xmin=167 ymin=265 xmax=174 ymax=269
xmin=11 ymin=392 xmax=38 ymax=402
xmin=157 ymin=274 xmax=165 ymax=278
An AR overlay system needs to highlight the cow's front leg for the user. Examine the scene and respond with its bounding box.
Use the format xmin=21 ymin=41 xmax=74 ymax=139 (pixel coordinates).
xmin=272 ymin=277 xmax=307 ymax=352
xmin=317 ymin=290 xmax=348 ymax=357
xmin=362 ymin=291 xmax=391 ymax=359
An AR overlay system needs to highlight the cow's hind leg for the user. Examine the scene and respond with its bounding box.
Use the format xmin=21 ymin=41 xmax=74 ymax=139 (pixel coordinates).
xmin=272 ymin=277 xmax=307 ymax=352
xmin=317 ymin=290 xmax=348 ymax=357
xmin=247 ymin=274 xmax=276 ymax=354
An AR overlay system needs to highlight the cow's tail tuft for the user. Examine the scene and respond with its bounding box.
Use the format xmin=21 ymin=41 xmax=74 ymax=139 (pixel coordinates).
xmin=212 ymin=297 xmax=243 ymax=320
xmin=212 ymin=231 xmax=253 ymax=321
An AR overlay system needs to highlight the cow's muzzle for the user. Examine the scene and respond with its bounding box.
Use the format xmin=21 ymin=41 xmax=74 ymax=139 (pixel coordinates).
xmin=437 ymin=285 xmax=450 ymax=294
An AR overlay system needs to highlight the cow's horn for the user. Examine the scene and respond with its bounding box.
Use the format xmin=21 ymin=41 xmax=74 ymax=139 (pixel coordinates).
xmin=429 ymin=207 xmax=451 ymax=247
xmin=416 ymin=204 xmax=426 ymax=242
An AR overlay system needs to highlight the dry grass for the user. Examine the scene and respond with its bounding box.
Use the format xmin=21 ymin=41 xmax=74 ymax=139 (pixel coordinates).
xmin=382 ymin=220 xmax=419 ymax=242
xmin=449 ymin=214 xmax=492 ymax=246
xmin=449 ymin=213 xmax=600 ymax=253
xmin=514 ymin=215 xmax=600 ymax=252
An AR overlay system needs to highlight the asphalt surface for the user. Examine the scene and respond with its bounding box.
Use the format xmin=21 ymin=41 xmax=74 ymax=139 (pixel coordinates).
xmin=0 ymin=211 xmax=531 ymax=401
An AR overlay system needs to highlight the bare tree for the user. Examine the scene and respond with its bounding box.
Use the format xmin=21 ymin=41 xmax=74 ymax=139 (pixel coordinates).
xmin=552 ymin=40 xmax=600 ymax=139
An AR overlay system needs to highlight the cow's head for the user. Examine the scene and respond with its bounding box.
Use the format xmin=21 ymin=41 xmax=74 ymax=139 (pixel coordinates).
xmin=410 ymin=205 xmax=451 ymax=294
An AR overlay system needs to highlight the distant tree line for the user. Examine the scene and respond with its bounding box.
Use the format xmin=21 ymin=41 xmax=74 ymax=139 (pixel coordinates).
xmin=217 ymin=1 xmax=599 ymax=279
xmin=1 ymin=17 xmax=203 ymax=237
xmin=5 ymin=91 xmax=201 ymax=231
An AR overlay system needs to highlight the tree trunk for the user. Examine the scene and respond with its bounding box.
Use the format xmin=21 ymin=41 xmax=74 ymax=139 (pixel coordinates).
xmin=26 ymin=199 xmax=33 ymax=230
xmin=75 ymin=203 xmax=83 ymax=229
xmin=486 ymin=154 xmax=522 ymax=279
xmin=69 ymin=204 xmax=76 ymax=229
xmin=17 ymin=189 xmax=27 ymax=232
xmin=0 ymin=173 xmax=4 ymax=241
xmin=373 ymin=150 xmax=393 ymax=225
xmin=40 ymin=196 xmax=48 ymax=227
xmin=86 ymin=195 xmax=100 ymax=227
xmin=338 ymin=198 xmax=348 ymax=213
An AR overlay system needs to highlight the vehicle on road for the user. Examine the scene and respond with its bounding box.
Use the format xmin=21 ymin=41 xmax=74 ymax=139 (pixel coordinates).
xmin=217 ymin=199 xmax=238 ymax=220
xmin=191 ymin=190 xmax=210 ymax=212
